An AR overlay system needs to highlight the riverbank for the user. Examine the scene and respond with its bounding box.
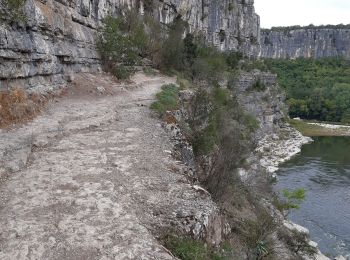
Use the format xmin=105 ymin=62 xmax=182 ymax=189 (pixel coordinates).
xmin=290 ymin=119 xmax=350 ymax=136
xmin=275 ymin=137 xmax=350 ymax=259
xmin=256 ymin=125 xmax=312 ymax=174
xmin=256 ymin=127 xmax=338 ymax=260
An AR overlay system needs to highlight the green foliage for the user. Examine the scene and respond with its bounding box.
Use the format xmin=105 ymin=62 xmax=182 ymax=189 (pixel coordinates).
xmin=98 ymin=11 xmax=243 ymax=82
xmin=213 ymin=87 xmax=230 ymax=107
xmin=98 ymin=9 xmax=165 ymax=79
xmin=243 ymin=113 xmax=260 ymax=132
xmin=240 ymin=59 xmax=269 ymax=72
xmin=240 ymin=210 xmax=276 ymax=260
xmin=143 ymin=67 xmax=158 ymax=76
xmin=191 ymin=46 xmax=228 ymax=82
xmin=183 ymin=33 xmax=198 ymax=67
xmin=265 ymin=57 xmax=350 ymax=122
xmin=192 ymin=88 xmax=228 ymax=155
xmin=275 ymin=188 xmax=306 ymax=217
xmin=160 ymin=18 xmax=187 ymax=71
xmin=143 ymin=14 xmax=165 ymax=66
xmin=193 ymin=119 xmax=219 ymax=155
xmin=248 ymin=78 xmax=266 ymax=92
xmin=277 ymin=229 xmax=317 ymax=257
xmin=150 ymin=84 xmax=179 ymax=115
xmin=160 ymin=32 xmax=240 ymax=82
xmin=113 ymin=65 xmax=134 ymax=80
xmin=165 ymin=234 xmax=236 ymax=260
xmin=177 ymin=76 xmax=192 ymax=90
xmin=0 ymin=0 xmax=26 ymax=23
xmin=165 ymin=235 xmax=208 ymax=260
xmin=211 ymin=242 xmax=237 ymax=260
xmin=98 ymin=14 xmax=140 ymax=78
xmin=225 ymin=51 xmax=243 ymax=70
xmin=191 ymin=86 xmax=257 ymax=160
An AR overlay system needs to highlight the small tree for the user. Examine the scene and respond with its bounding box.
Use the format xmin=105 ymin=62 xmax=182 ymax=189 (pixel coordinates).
xmin=160 ymin=17 xmax=187 ymax=71
xmin=278 ymin=188 xmax=306 ymax=217
xmin=97 ymin=10 xmax=152 ymax=79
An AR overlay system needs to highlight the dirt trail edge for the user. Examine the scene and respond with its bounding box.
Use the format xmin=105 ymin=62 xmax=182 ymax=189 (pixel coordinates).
xmin=0 ymin=73 xmax=218 ymax=260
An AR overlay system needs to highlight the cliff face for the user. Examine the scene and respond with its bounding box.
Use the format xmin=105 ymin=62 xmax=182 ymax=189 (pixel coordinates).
xmin=171 ymin=0 xmax=260 ymax=55
xmin=259 ymin=27 xmax=350 ymax=59
xmin=0 ymin=0 xmax=260 ymax=92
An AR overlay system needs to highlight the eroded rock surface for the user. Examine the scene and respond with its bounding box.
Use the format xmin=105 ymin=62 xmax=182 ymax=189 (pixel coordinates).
xmin=0 ymin=73 xmax=220 ymax=259
xmin=260 ymin=27 xmax=350 ymax=59
xmin=0 ymin=0 xmax=260 ymax=92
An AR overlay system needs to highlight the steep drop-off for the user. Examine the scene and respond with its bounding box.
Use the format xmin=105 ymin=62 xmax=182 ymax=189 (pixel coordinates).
xmin=0 ymin=0 xmax=260 ymax=92
xmin=260 ymin=25 xmax=350 ymax=59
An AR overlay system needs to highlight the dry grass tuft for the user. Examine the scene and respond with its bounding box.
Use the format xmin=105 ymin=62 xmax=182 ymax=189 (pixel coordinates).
xmin=0 ymin=88 xmax=47 ymax=128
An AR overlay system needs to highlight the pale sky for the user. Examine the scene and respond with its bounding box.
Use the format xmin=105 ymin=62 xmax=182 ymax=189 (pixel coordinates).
xmin=255 ymin=0 xmax=350 ymax=28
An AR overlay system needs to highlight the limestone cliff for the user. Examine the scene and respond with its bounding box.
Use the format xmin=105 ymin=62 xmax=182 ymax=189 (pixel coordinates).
xmin=0 ymin=0 xmax=260 ymax=92
xmin=259 ymin=25 xmax=350 ymax=59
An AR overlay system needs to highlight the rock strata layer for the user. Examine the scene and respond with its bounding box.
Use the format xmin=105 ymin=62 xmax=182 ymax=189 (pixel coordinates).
xmin=0 ymin=0 xmax=260 ymax=91
xmin=260 ymin=27 xmax=350 ymax=59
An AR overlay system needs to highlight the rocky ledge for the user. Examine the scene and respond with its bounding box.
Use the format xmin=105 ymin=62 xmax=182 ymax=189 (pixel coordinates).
xmin=256 ymin=125 xmax=312 ymax=175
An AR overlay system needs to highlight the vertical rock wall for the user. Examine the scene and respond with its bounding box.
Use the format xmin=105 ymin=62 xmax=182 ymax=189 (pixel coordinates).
xmin=0 ymin=0 xmax=260 ymax=92
xmin=259 ymin=27 xmax=350 ymax=59
xmin=163 ymin=0 xmax=260 ymax=56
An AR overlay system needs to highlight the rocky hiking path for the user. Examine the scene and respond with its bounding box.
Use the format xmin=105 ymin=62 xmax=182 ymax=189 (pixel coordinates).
xmin=0 ymin=73 xmax=218 ymax=260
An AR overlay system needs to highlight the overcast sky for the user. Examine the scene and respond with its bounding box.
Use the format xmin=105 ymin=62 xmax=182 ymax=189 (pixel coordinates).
xmin=254 ymin=0 xmax=350 ymax=28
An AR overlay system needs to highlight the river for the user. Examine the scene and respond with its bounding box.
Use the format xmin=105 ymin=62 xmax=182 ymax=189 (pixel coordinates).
xmin=275 ymin=136 xmax=350 ymax=257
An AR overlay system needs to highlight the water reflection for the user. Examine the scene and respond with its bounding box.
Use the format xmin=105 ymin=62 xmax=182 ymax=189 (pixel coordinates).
xmin=275 ymin=137 xmax=350 ymax=257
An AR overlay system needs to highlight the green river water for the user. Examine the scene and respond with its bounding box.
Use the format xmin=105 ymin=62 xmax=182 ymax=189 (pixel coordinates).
xmin=275 ymin=136 xmax=350 ymax=257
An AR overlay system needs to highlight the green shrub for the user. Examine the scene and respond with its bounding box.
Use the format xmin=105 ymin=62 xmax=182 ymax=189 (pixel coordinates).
xmin=240 ymin=59 xmax=269 ymax=72
xmin=165 ymin=234 xmax=236 ymax=260
xmin=193 ymin=120 xmax=219 ymax=155
xmin=150 ymin=84 xmax=179 ymax=115
xmin=213 ymin=87 xmax=230 ymax=107
xmin=191 ymin=46 xmax=228 ymax=82
xmin=0 ymin=0 xmax=26 ymax=23
xmin=341 ymin=109 xmax=350 ymax=124
xmin=165 ymin=235 xmax=208 ymax=260
xmin=240 ymin=210 xmax=276 ymax=260
xmin=275 ymin=188 xmax=306 ymax=217
xmin=192 ymin=88 xmax=230 ymax=156
xmin=97 ymin=15 xmax=134 ymax=77
xmin=177 ymin=76 xmax=192 ymax=90
xmin=249 ymin=78 xmax=266 ymax=92
xmin=183 ymin=33 xmax=198 ymax=67
xmin=143 ymin=14 xmax=165 ymax=66
xmin=113 ymin=65 xmax=133 ymax=80
xmin=97 ymin=10 xmax=155 ymax=78
xmin=277 ymin=228 xmax=317 ymax=257
xmin=159 ymin=18 xmax=187 ymax=71
xmin=190 ymin=86 xmax=257 ymax=157
xmin=143 ymin=67 xmax=158 ymax=76
xmin=225 ymin=51 xmax=243 ymax=70
xmin=243 ymin=113 xmax=260 ymax=132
